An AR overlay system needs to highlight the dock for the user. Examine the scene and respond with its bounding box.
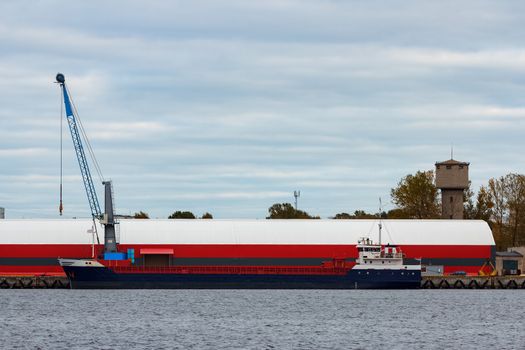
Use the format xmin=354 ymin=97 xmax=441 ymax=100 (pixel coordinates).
xmin=1 ymin=274 xmax=524 ymax=289
xmin=421 ymin=275 xmax=525 ymax=289
xmin=0 ymin=275 xmax=69 ymax=289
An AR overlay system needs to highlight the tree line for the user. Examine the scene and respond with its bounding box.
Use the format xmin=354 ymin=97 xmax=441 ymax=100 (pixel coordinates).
xmin=131 ymin=170 xmax=525 ymax=249
xmin=466 ymin=173 xmax=525 ymax=250
xmin=132 ymin=211 xmax=213 ymax=219
xmin=331 ymin=170 xmax=525 ymax=249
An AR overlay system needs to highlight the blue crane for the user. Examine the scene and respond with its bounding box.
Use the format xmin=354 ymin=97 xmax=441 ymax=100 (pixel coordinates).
xmin=56 ymin=73 xmax=102 ymax=220
xmin=56 ymin=73 xmax=118 ymax=253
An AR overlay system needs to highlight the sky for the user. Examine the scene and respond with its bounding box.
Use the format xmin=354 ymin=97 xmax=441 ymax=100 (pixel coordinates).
xmin=1 ymin=1 xmax=525 ymax=219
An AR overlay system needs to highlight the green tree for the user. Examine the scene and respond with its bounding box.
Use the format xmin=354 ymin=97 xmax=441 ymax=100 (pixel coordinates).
xmin=390 ymin=170 xmax=440 ymax=219
xmin=463 ymin=181 xmax=475 ymax=219
xmin=168 ymin=210 xmax=196 ymax=219
xmin=333 ymin=212 xmax=352 ymax=219
xmin=267 ymin=203 xmax=319 ymax=219
xmin=464 ymin=183 xmax=495 ymax=222
xmin=472 ymin=186 xmax=494 ymax=222
xmin=133 ymin=211 xmax=150 ymax=219
xmin=333 ymin=210 xmax=379 ymax=219
xmin=201 ymin=212 xmax=213 ymax=219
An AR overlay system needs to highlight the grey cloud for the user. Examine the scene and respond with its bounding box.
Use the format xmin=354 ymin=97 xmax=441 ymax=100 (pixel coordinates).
xmin=1 ymin=1 xmax=524 ymax=219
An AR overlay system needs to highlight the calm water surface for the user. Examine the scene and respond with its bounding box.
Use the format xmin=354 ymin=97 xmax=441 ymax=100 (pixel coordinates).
xmin=0 ymin=290 xmax=522 ymax=349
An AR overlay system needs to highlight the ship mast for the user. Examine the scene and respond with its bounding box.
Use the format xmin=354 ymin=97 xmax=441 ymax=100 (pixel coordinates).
xmin=378 ymin=197 xmax=382 ymax=247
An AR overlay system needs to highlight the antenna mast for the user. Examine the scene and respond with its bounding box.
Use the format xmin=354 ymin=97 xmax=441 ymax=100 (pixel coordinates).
xmin=294 ymin=190 xmax=300 ymax=210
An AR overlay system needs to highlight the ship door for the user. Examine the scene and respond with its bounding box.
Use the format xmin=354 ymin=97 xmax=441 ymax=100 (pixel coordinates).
xmin=144 ymin=254 xmax=170 ymax=267
xmin=140 ymin=249 xmax=174 ymax=267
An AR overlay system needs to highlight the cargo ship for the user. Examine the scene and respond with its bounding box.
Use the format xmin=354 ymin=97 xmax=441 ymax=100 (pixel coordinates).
xmin=58 ymin=236 xmax=420 ymax=289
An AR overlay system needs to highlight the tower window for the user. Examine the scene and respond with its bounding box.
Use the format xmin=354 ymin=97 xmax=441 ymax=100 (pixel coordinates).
xmin=446 ymin=165 xmax=451 ymax=169
xmin=450 ymin=196 xmax=453 ymax=203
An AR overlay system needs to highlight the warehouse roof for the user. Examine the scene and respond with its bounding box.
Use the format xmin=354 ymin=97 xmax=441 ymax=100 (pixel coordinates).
xmin=0 ymin=219 xmax=495 ymax=246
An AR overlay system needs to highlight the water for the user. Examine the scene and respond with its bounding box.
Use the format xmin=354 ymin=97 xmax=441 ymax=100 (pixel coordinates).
xmin=0 ymin=290 xmax=522 ymax=349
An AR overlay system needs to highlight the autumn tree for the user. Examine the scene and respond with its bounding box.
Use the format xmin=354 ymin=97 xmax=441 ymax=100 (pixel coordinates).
xmin=488 ymin=176 xmax=509 ymax=248
xmin=390 ymin=170 xmax=440 ymax=219
xmin=386 ymin=208 xmax=411 ymax=219
xmin=133 ymin=211 xmax=150 ymax=219
xmin=487 ymin=174 xmax=525 ymax=248
xmin=503 ymin=174 xmax=525 ymax=247
xmin=469 ymin=173 xmax=525 ymax=249
xmin=267 ymin=203 xmax=319 ymax=219
xmin=168 ymin=211 xmax=196 ymax=219
xmin=201 ymin=212 xmax=213 ymax=219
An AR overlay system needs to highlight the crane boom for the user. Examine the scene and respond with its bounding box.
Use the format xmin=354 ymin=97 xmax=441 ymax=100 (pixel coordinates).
xmin=56 ymin=73 xmax=102 ymax=220
xmin=57 ymin=73 xmax=119 ymax=254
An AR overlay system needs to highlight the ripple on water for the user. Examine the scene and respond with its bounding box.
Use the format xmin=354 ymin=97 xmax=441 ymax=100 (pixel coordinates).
xmin=0 ymin=290 xmax=523 ymax=350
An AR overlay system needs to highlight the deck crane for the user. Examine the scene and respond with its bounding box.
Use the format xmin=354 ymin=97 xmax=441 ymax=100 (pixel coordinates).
xmin=56 ymin=73 xmax=118 ymax=254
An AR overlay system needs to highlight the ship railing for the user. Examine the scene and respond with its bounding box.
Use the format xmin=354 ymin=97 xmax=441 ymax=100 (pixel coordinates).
xmin=112 ymin=265 xmax=351 ymax=275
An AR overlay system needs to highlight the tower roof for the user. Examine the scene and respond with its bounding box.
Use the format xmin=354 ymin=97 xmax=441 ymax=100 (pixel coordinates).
xmin=435 ymin=159 xmax=469 ymax=166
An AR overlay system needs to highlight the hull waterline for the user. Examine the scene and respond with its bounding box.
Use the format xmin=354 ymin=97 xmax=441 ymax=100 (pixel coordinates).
xmin=62 ymin=265 xmax=421 ymax=290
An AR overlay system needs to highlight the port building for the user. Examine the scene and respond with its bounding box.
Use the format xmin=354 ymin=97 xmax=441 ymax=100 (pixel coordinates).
xmin=435 ymin=158 xmax=470 ymax=219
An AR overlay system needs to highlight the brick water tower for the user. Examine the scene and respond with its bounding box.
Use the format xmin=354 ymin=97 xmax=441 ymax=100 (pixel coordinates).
xmin=435 ymin=158 xmax=469 ymax=219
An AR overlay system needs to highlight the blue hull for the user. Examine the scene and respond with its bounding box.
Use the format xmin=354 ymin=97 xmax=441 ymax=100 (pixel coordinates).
xmin=63 ymin=266 xmax=421 ymax=289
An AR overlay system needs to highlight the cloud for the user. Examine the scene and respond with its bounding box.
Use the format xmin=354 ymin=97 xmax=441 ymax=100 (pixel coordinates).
xmin=1 ymin=1 xmax=525 ymax=219
xmin=0 ymin=148 xmax=52 ymax=157
xmin=386 ymin=48 xmax=525 ymax=70
xmin=125 ymin=191 xmax=291 ymax=201
xmin=88 ymin=121 xmax=171 ymax=140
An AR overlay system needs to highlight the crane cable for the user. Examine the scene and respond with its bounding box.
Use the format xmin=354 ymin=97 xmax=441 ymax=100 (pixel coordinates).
xmin=59 ymin=82 xmax=101 ymax=245
xmin=65 ymin=85 xmax=105 ymax=183
xmin=59 ymin=89 xmax=64 ymax=216
xmin=67 ymin=85 xmax=103 ymax=245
